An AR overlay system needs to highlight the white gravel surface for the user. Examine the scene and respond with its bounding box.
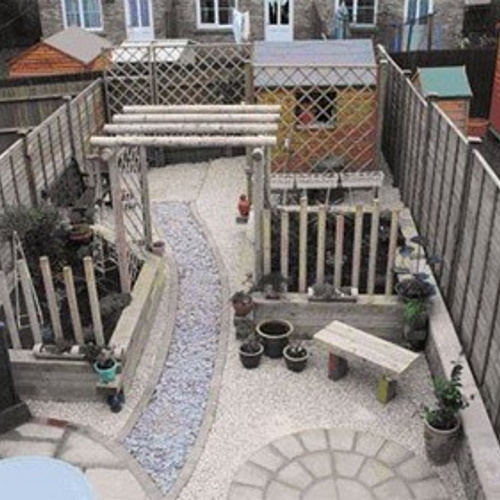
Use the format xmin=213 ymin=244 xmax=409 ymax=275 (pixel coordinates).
xmin=27 ymin=156 xmax=467 ymax=499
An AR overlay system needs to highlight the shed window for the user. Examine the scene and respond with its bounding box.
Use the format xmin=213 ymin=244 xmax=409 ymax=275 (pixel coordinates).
xmin=405 ymin=0 xmax=433 ymax=24
xmin=63 ymin=0 xmax=103 ymax=30
xmin=198 ymin=0 xmax=237 ymax=28
xmin=335 ymin=0 xmax=377 ymax=26
xmin=295 ymin=89 xmax=337 ymax=128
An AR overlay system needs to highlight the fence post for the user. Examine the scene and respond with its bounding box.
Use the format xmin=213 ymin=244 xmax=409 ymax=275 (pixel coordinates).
xmin=376 ymin=58 xmax=389 ymax=171
xmin=351 ymin=204 xmax=363 ymax=290
xmin=39 ymin=257 xmax=63 ymax=344
xmin=63 ymin=95 xmax=76 ymax=161
xmin=18 ymin=130 xmax=38 ymax=206
xmin=63 ymin=266 xmax=85 ymax=346
xmin=0 ymin=271 xmax=21 ymax=349
xmin=280 ymin=210 xmax=289 ymax=288
xmin=367 ymin=200 xmax=381 ymax=295
xmin=316 ymin=205 xmax=327 ymax=286
xmin=263 ymin=209 xmax=272 ymax=276
xmin=385 ymin=209 xmax=400 ymax=295
xmin=245 ymin=61 xmax=256 ymax=197
xmin=252 ymin=147 xmax=265 ymax=284
xmin=334 ymin=214 xmax=345 ymax=289
xmin=84 ymin=257 xmax=105 ymax=347
xmin=298 ymin=196 xmax=308 ymax=293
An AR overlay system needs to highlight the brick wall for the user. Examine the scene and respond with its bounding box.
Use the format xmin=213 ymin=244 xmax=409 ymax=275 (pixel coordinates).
xmin=38 ymin=0 xmax=170 ymax=46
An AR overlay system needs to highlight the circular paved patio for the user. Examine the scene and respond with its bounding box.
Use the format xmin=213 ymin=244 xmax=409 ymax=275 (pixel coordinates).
xmin=228 ymin=428 xmax=451 ymax=500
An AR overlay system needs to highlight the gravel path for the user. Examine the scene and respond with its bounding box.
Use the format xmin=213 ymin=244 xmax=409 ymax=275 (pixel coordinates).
xmin=123 ymin=202 xmax=222 ymax=494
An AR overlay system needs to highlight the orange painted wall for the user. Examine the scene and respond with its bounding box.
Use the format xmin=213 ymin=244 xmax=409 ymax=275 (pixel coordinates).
xmin=256 ymin=87 xmax=377 ymax=173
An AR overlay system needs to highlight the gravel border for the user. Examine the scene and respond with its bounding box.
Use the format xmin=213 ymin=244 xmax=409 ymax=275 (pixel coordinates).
xmin=123 ymin=202 xmax=228 ymax=495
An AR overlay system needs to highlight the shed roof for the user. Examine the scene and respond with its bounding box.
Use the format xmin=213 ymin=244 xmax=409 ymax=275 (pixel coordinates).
xmin=417 ymin=66 xmax=473 ymax=99
xmin=253 ymin=40 xmax=376 ymax=87
xmin=44 ymin=26 xmax=112 ymax=64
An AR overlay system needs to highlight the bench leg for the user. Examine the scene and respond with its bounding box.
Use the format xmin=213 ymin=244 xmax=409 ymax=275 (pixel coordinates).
xmin=377 ymin=376 xmax=397 ymax=404
xmin=328 ymin=353 xmax=348 ymax=381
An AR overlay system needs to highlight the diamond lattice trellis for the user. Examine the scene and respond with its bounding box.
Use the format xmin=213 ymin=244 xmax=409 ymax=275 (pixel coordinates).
xmin=253 ymin=65 xmax=378 ymax=173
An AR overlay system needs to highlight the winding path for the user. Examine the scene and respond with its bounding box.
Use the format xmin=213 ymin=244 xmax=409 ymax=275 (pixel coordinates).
xmin=123 ymin=202 xmax=222 ymax=494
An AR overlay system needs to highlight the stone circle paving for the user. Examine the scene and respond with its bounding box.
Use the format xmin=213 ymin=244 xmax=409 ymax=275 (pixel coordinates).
xmin=228 ymin=428 xmax=452 ymax=500
xmin=123 ymin=202 xmax=222 ymax=494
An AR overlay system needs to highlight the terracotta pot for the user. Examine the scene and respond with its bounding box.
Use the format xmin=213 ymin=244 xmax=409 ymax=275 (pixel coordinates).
xmin=424 ymin=418 xmax=461 ymax=465
xmin=238 ymin=194 xmax=250 ymax=217
xmin=232 ymin=297 xmax=254 ymax=317
xmin=256 ymin=319 xmax=293 ymax=358
xmin=151 ymin=241 xmax=165 ymax=257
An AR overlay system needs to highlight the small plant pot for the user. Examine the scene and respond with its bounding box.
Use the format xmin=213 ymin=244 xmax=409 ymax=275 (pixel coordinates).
xmin=94 ymin=361 xmax=118 ymax=383
xmin=256 ymin=319 xmax=293 ymax=358
xmin=239 ymin=343 xmax=264 ymax=369
xmin=151 ymin=240 xmax=165 ymax=257
xmin=68 ymin=226 xmax=93 ymax=245
xmin=404 ymin=325 xmax=428 ymax=352
xmin=424 ymin=418 xmax=461 ymax=465
xmin=283 ymin=346 xmax=309 ymax=372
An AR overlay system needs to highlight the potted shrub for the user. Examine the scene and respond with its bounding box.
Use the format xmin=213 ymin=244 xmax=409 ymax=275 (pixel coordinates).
xmin=283 ymin=342 xmax=309 ymax=372
xmin=423 ymin=364 xmax=469 ymax=465
xmin=231 ymin=291 xmax=254 ymax=317
xmin=308 ymin=282 xmax=357 ymax=303
xmin=239 ymin=336 xmax=264 ymax=369
xmin=256 ymin=319 xmax=293 ymax=358
xmin=403 ymin=298 xmax=429 ymax=351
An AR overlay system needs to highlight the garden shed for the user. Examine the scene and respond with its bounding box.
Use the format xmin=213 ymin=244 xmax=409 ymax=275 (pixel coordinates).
xmin=253 ymin=39 xmax=378 ymax=173
xmin=414 ymin=66 xmax=473 ymax=133
xmin=8 ymin=27 xmax=112 ymax=78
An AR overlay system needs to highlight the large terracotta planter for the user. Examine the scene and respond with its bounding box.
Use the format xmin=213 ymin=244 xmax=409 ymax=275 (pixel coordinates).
xmin=424 ymin=418 xmax=461 ymax=465
xmin=256 ymin=319 xmax=293 ymax=358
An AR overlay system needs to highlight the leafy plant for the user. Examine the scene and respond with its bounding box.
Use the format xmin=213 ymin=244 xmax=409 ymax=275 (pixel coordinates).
xmin=311 ymin=282 xmax=336 ymax=300
xmin=82 ymin=342 xmax=116 ymax=369
xmin=231 ymin=290 xmax=252 ymax=305
xmin=252 ymin=272 xmax=287 ymax=299
xmin=423 ymin=364 xmax=470 ymax=431
xmin=285 ymin=342 xmax=308 ymax=359
xmin=0 ymin=203 xmax=67 ymax=275
xmin=403 ymin=299 xmax=428 ymax=328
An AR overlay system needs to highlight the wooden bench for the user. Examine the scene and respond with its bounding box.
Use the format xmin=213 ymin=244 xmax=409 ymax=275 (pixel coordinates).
xmin=313 ymin=320 xmax=420 ymax=403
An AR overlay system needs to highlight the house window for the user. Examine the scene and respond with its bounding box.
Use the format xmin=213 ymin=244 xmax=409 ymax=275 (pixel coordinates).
xmin=405 ymin=0 xmax=433 ymax=24
xmin=198 ymin=0 xmax=237 ymax=28
xmin=63 ymin=0 xmax=103 ymax=30
xmin=336 ymin=0 xmax=377 ymax=26
xmin=295 ymin=89 xmax=337 ymax=129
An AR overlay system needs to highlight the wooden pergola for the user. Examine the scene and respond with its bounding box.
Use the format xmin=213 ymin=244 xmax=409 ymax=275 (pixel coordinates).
xmin=90 ymin=104 xmax=280 ymax=287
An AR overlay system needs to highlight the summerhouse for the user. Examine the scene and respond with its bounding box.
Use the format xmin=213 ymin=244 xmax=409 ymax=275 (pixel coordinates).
xmin=8 ymin=27 xmax=112 ymax=78
xmin=414 ymin=66 xmax=473 ymax=133
xmin=253 ymin=39 xmax=378 ymax=173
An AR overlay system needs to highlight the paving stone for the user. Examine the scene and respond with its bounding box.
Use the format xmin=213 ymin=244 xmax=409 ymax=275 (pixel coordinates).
xmin=327 ymin=428 xmax=355 ymax=451
xmin=85 ymin=468 xmax=147 ymax=500
xmin=354 ymin=433 xmax=386 ymax=457
xmin=228 ymin=483 xmax=264 ymax=500
xmin=265 ymin=480 xmax=301 ymax=500
xmin=336 ymin=478 xmax=375 ymax=500
xmin=234 ymin=462 xmax=271 ymax=488
xmin=397 ymin=455 xmax=435 ymax=482
xmin=303 ymin=478 xmax=338 ymax=500
xmin=410 ymin=477 xmax=450 ymax=499
xmin=0 ymin=440 xmax=56 ymax=457
xmin=358 ymin=458 xmax=395 ymax=487
xmin=272 ymin=435 xmax=304 ymax=459
xmin=298 ymin=429 xmax=328 ymax=452
xmin=14 ymin=422 xmax=65 ymax=441
xmin=373 ymin=478 xmax=413 ymax=500
xmin=250 ymin=446 xmax=286 ymax=472
xmin=377 ymin=440 xmax=414 ymax=467
xmin=58 ymin=433 xmax=123 ymax=468
xmin=333 ymin=451 xmax=365 ymax=478
xmin=277 ymin=460 xmax=314 ymax=489
xmin=300 ymin=451 xmax=333 ymax=478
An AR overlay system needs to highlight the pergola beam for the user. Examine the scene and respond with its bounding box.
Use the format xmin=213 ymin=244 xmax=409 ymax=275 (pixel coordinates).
xmin=112 ymin=113 xmax=281 ymax=124
xmin=123 ymin=104 xmax=282 ymax=114
xmin=103 ymin=123 xmax=279 ymax=135
xmin=90 ymin=135 xmax=277 ymax=148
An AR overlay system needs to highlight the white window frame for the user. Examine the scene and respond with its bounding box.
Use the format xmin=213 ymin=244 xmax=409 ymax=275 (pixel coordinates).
xmin=61 ymin=0 xmax=103 ymax=31
xmin=404 ymin=0 xmax=434 ymax=23
xmin=196 ymin=0 xmax=238 ymax=29
xmin=335 ymin=0 xmax=378 ymax=27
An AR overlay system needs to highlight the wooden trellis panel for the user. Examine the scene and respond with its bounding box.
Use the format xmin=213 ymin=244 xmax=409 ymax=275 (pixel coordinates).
xmin=104 ymin=43 xmax=252 ymax=116
xmin=253 ymin=64 xmax=378 ymax=174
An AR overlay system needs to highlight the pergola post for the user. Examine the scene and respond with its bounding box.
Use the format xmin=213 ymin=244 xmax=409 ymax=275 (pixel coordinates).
xmin=252 ymin=147 xmax=265 ymax=284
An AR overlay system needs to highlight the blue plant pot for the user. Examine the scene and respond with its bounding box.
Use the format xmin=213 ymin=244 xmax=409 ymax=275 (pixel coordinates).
xmin=94 ymin=362 xmax=117 ymax=383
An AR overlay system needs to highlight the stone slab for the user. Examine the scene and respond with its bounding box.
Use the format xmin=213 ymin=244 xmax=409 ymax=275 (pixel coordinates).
xmin=58 ymin=433 xmax=123 ymax=468
xmin=85 ymin=468 xmax=148 ymax=500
